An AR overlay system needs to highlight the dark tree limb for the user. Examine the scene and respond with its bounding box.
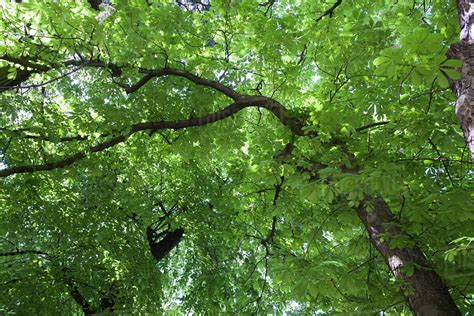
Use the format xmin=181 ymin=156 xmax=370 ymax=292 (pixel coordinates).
xmin=272 ymin=176 xmax=285 ymax=206
xmin=88 ymin=0 xmax=103 ymax=11
xmin=1 ymin=54 xmax=234 ymax=97
xmin=0 ymin=249 xmax=48 ymax=257
xmin=315 ymin=0 xmax=343 ymax=22
xmin=0 ymin=130 xmax=101 ymax=142
xmin=0 ymin=134 xmax=126 ymax=177
xmin=146 ymin=226 xmax=184 ymax=262
xmin=0 ymin=96 xmax=305 ymax=178
xmin=354 ymin=121 xmax=389 ymax=132
xmin=134 ymin=67 xmax=242 ymax=100
xmin=278 ymin=144 xmax=461 ymax=314
xmin=0 ymin=55 xmax=122 ymax=92
xmin=356 ymin=197 xmax=461 ymax=315
xmin=66 ymin=278 xmax=117 ymax=315
xmin=69 ymin=286 xmax=96 ymax=316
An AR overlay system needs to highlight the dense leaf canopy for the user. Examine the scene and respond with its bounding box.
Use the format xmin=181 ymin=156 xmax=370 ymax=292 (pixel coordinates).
xmin=0 ymin=0 xmax=473 ymax=314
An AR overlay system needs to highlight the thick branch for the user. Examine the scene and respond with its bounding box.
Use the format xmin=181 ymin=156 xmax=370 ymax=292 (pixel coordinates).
xmin=134 ymin=68 xmax=241 ymax=100
xmin=64 ymin=60 xmax=122 ymax=77
xmin=282 ymin=143 xmax=461 ymax=314
xmin=1 ymin=54 xmax=232 ymax=97
xmin=272 ymin=176 xmax=285 ymax=206
xmin=0 ymin=96 xmax=304 ymax=178
xmin=0 ymin=56 xmax=123 ymax=92
xmin=0 ymin=135 xmax=127 ymax=177
xmin=0 ymin=55 xmax=50 ymax=72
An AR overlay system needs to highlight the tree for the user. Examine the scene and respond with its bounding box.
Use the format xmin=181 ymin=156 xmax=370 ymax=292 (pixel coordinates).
xmin=0 ymin=1 xmax=473 ymax=314
xmin=449 ymin=0 xmax=474 ymax=161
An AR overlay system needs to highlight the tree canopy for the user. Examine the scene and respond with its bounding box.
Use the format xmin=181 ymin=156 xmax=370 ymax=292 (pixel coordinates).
xmin=0 ymin=0 xmax=473 ymax=315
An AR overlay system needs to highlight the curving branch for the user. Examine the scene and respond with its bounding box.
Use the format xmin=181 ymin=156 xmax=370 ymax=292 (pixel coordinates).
xmin=315 ymin=0 xmax=343 ymax=22
xmin=0 ymin=55 xmax=50 ymax=72
xmin=0 ymin=96 xmax=306 ymax=178
xmin=1 ymin=54 xmax=230 ymax=96
xmin=0 ymin=135 xmax=127 ymax=177
xmin=0 ymin=55 xmax=122 ymax=92
xmin=129 ymin=67 xmax=242 ymax=100
xmin=0 ymin=54 xmax=307 ymax=178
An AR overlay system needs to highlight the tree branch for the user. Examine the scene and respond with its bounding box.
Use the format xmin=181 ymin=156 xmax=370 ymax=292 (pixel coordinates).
xmin=0 ymin=56 xmax=121 ymax=93
xmin=272 ymin=176 xmax=285 ymax=206
xmin=2 ymin=51 xmax=238 ymax=99
xmin=0 ymin=134 xmax=127 ymax=177
xmin=0 ymin=249 xmax=48 ymax=257
xmin=0 ymin=96 xmax=305 ymax=178
xmin=135 ymin=68 xmax=242 ymax=100
xmin=69 ymin=285 xmax=95 ymax=315
xmin=315 ymin=0 xmax=343 ymax=22
xmin=355 ymin=121 xmax=389 ymax=132
xmin=0 ymin=128 xmax=103 ymax=142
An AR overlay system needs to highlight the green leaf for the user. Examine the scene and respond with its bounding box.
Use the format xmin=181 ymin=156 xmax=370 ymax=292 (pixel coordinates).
xmin=0 ymin=2 xmax=471 ymax=314
xmin=437 ymin=73 xmax=449 ymax=88
xmin=442 ymin=59 xmax=463 ymax=68
xmin=373 ymin=56 xmax=390 ymax=66
xmin=441 ymin=68 xmax=461 ymax=80
xmin=7 ymin=67 xmax=17 ymax=80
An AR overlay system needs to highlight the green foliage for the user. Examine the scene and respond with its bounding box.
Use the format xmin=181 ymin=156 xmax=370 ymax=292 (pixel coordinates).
xmin=0 ymin=0 xmax=473 ymax=315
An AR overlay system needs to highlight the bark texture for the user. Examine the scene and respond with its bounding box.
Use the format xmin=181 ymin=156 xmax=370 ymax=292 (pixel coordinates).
xmin=449 ymin=0 xmax=474 ymax=161
xmin=357 ymin=197 xmax=460 ymax=315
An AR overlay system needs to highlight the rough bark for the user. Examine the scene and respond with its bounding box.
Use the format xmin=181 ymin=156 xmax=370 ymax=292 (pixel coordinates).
xmin=448 ymin=0 xmax=474 ymax=161
xmin=356 ymin=197 xmax=460 ymax=315
xmin=279 ymin=140 xmax=460 ymax=314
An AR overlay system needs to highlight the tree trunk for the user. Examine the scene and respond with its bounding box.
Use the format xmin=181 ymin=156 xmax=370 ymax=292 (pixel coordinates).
xmin=356 ymin=197 xmax=460 ymax=315
xmin=448 ymin=0 xmax=474 ymax=161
